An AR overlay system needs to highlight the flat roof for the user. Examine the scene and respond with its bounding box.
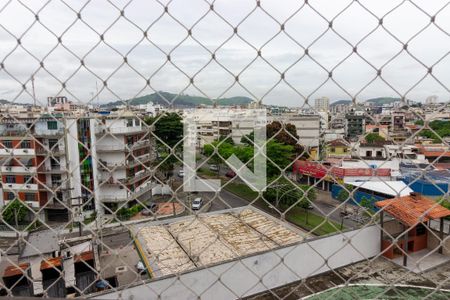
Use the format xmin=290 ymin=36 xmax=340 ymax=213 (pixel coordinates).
xmin=131 ymin=208 xmax=304 ymax=277
xmin=21 ymin=229 xmax=59 ymax=258
xmin=345 ymin=181 xmax=413 ymax=197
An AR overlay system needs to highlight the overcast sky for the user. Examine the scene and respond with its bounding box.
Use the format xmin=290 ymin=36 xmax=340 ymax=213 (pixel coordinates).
xmin=1 ymin=0 xmax=450 ymax=107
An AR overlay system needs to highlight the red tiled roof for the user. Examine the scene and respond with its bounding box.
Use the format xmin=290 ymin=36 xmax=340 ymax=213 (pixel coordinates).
xmin=376 ymin=194 xmax=450 ymax=227
xmin=3 ymin=263 xmax=29 ymax=278
xmin=40 ymin=257 xmax=62 ymax=270
xmin=74 ymin=251 xmax=94 ymax=263
xmin=326 ymin=139 xmax=349 ymax=147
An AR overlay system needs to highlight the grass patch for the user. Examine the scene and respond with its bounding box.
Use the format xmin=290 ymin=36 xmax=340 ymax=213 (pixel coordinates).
xmin=224 ymin=182 xmax=344 ymax=236
xmin=223 ymin=182 xmax=259 ymax=201
xmin=286 ymin=207 xmax=344 ymax=236
xmin=197 ymin=168 xmax=218 ymax=177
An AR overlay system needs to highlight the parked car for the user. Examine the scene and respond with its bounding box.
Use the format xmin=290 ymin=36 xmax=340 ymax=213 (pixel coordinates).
xmin=225 ymin=170 xmax=236 ymax=178
xmin=178 ymin=169 xmax=185 ymax=177
xmin=141 ymin=203 xmax=158 ymax=216
xmin=209 ymin=164 xmax=219 ymax=171
xmin=191 ymin=197 xmax=203 ymax=210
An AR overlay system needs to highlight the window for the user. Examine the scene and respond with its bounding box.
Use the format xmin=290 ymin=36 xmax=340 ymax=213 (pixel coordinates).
xmin=51 ymin=174 xmax=62 ymax=185
xmin=21 ymin=140 xmax=31 ymax=149
xmin=126 ymin=118 xmax=133 ymax=127
xmin=49 ymin=139 xmax=58 ymax=150
xmin=50 ymin=158 xmax=59 ymax=168
xmin=3 ymin=140 xmax=12 ymax=148
xmin=366 ymin=151 xmax=372 ymax=157
xmin=47 ymin=121 xmax=58 ymax=130
xmin=330 ymin=147 xmax=335 ymax=153
xmin=6 ymin=192 xmax=15 ymax=200
xmin=24 ymin=193 xmax=35 ymax=201
xmin=24 ymin=175 xmax=34 ymax=184
xmin=5 ymin=175 xmax=15 ymax=183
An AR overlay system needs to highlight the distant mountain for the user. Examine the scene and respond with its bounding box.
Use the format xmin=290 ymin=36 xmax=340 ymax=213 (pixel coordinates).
xmin=330 ymin=100 xmax=351 ymax=106
xmin=0 ymin=99 xmax=10 ymax=105
xmin=102 ymin=92 xmax=253 ymax=108
xmin=366 ymin=97 xmax=401 ymax=105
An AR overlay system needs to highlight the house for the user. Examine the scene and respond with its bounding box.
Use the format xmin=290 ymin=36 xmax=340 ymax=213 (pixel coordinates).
xmin=324 ymin=139 xmax=351 ymax=159
xmin=376 ymin=193 xmax=450 ymax=272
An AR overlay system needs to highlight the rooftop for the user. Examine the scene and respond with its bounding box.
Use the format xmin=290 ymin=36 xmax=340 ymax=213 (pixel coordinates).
xmin=131 ymin=207 xmax=305 ymax=278
xmin=20 ymin=229 xmax=59 ymax=258
xmin=345 ymin=181 xmax=413 ymax=197
xmin=375 ymin=193 xmax=450 ymax=227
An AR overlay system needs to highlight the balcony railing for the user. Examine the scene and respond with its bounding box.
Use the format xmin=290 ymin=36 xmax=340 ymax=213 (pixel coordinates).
xmin=37 ymin=166 xmax=67 ymax=173
xmin=34 ymin=128 xmax=64 ymax=137
xmin=2 ymin=183 xmax=38 ymax=191
xmin=95 ymin=126 xmax=146 ymax=135
xmin=0 ymin=148 xmax=35 ymax=156
xmin=36 ymin=147 xmax=65 ymax=156
xmin=1 ymin=165 xmax=37 ymax=173
xmin=98 ymin=181 xmax=154 ymax=203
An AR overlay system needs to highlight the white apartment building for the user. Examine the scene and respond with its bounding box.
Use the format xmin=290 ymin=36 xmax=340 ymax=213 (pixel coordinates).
xmin=186 ymin=108 xmax=322 ymax=150
xmin=314 ymin=97 xmax=330 ymax=112
xmin=271 ymin=114 xmax=320 ymax=148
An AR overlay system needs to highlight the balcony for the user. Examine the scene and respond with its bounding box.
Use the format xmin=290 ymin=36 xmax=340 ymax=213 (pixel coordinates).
xmin=34 ymin=128 xmax=64 ymax=137
xmin=98 ymin=181 xmax=154 ymax=203
xmin=1 ymin=165 xmax=37 ymax=173
xmin=95 ymin=126 xmax=146 ymax=136
xmin=98 ymin=154 xmax=153 ymax=171
xmin=4 ymin=199 xmax=39 ymax=209
xmin=98 ymin=160 xmax=126 ymax=170
xmin=0 ymin=148 xmax=35 ymax=157
xmin=37 ymin=166 xmax=67 ymax=174
xmin=2 ymin=183 xmax=38 ymax=191
xmin=0 ymin=128 xmax=27 ymax=137
xmin=36 ymin=147 xmax=65 ymax=156
xmin=127 ymin=153 xmax=153 ymax=168
xmin=95 ymin=144 xmax=126 ymax=152
xmin=118 ymin=169 xmax=152 ymax=185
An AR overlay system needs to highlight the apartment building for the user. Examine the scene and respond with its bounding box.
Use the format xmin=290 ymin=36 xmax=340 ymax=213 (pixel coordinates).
xmin=93 ymin=112 xmax=155 ymax=214
xmin=314 ymin=97 xmax=330 ymax=112
xmin=0 ymin=111 xmax=154 ymax=222
xmin=345 ymin=111 xmax=366 ymax=141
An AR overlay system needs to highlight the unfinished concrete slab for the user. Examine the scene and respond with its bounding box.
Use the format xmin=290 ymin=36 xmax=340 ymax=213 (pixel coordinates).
xmin=391 ymin=249 xmax=450 ymax=273
xmin=130 ymin=207 xmax=306 ymax=278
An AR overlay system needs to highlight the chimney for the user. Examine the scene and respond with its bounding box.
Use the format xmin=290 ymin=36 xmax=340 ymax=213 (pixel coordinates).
xmin=410 ymin=192 xmax=421 ymax=201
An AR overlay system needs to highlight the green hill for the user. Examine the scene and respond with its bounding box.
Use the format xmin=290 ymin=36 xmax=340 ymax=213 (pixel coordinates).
xmin=366 ymin=97 xmax=401 ymax=105
xmin=103 ymin=92 xmax=253 ymax=108
xmin=330 ymin=100 xmax=351 ymax=106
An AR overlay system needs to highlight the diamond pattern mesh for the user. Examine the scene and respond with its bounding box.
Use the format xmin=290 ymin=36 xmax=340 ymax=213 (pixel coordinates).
xmin=0 ymin=0 xmax=450 ymax=299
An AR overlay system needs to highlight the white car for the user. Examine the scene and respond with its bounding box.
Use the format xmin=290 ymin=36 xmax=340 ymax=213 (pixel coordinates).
xmin=191 ymin=197 xmax=203 ymax=210
xmin=209 ymin=165 xmax=219 ymax=171
xmin=178 ymin=169 xmax=185 ymax=177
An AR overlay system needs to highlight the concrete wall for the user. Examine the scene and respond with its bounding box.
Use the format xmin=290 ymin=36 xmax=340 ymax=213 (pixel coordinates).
xmin=427 ymin=229 xmax=450 ymax=255
xmin=92 ymin=226 xmax=380 ymax=300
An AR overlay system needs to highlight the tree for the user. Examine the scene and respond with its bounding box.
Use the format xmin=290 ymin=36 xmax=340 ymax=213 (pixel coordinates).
xmin=266 ymin=140 xmax=295 ymax=177
xmin=203 ymin=140 xmax=235 ymax=174
xmin=359 ymin=197 xmax=374 ymax=216
xmin=365 ymin=133 xmax=385 ymax=144
xmin=146 ymin=113 xmax=183 ymax=148
xmin=337 ymin=188 xmax=350 ymax=202
xmin=147 ymin=113 xmax=183 ymax=179
xmin=2 ymin=199 xmax=28 ymax=226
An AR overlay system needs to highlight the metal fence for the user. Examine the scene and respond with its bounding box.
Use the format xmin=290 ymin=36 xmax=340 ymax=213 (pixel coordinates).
xmin=1 ymin=0 xmax=450 ymax=299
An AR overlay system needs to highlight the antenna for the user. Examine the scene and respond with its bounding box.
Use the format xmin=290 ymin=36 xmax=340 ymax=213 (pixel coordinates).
xmin=95 ymin=81 xmax=100 ymax=107
xmin=32 ymin=75 xmax=36 ymax=107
